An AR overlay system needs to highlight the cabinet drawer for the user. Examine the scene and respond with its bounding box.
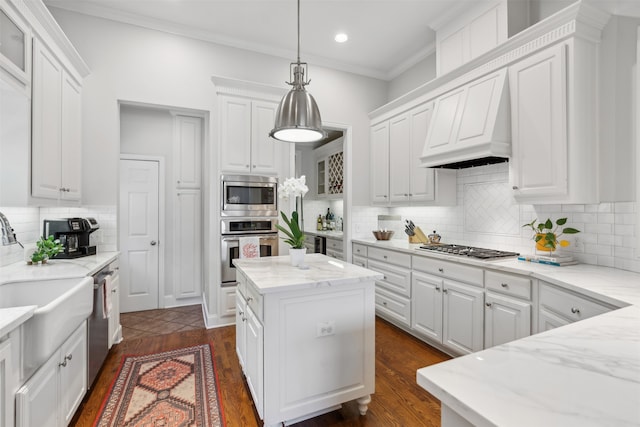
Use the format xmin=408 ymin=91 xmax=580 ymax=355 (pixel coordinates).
xmin=539 ymin=282 xmax=612 ymax=323
xmin=352 ymin=255 xmax=367 ymax=268
xmin=412 ymin=256 xmax=483 ymax=287
xmin=326 ymin=238 xmax=343 ymax=251
xmin=375 ymin=287 xmax=411 ymax=327
xmin=326 ymin=249 xmax=344 ymax=260
xmin=367 ymin=259 xmax=411 ymax=297
xmin=245 ymin=282 xmax=263 ymax=321
xmin=368 ymin=247 xmax=411 ymax=268
xmin=352 ymin=243 xmax=368 ymax=257
xmin=485 ymin=271 xmax=531 ymax=300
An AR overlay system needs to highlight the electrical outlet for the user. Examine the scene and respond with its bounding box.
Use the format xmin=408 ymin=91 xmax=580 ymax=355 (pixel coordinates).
xmin=316 ymin=321 xmax=335 ymax=337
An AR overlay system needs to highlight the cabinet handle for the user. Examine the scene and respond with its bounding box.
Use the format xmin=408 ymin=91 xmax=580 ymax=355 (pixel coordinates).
xmin=512 ymin=186 xmax=519 ymax=190
xmin=438 ymin=268 xmax=444 ymax=273
xmin=443 ymin=289 xmax=448 ymax=294
xmin=501 ymin=283 xmax=508 ymax=288
xmin=570 ymin=307 xmax=580 ymax=314
xmin=59 ymin=360 xmax=67 ymax=367
xmin=485 ymin=302 xmax=492 ymax=307
xmin=246 ymin=296 xmax=253 ymax=303
xmin=435 ymin=286 xmax=440 ymax=291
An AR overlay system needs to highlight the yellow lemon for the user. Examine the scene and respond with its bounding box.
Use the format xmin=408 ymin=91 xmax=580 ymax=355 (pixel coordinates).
xmin=559 ymin=240 xmax=570 ymax=247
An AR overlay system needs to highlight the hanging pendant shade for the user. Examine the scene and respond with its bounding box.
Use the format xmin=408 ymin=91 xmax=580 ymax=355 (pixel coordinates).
xmin=269 ymin=0 xmax=325 ymax=143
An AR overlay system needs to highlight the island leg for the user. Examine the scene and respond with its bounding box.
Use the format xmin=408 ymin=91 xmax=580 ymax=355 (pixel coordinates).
xmin=357 ymin=395 xmax=371 ymax=415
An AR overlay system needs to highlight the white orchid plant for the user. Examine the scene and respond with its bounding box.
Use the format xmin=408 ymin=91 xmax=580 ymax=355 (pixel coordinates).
xmin=276 ymin=176 xmax=309 ymax=249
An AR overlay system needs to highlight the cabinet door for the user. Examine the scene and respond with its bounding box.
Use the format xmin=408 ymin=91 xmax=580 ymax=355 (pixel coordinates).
xmin=31 ymin=38 xmax=62 ymax=200
xmin=108 ymin=274 xmax=121 ymax=348
xmin=412 ymin=272 xmax=443 ymax=342
xmin=484 ymin=292 xmax=531 ymax=348
xmin=316 ymin=157 xmax=327 ymax=197
xmin=370 ymin=122 xmax=389 ymax=204
xmin=174 ymin=190 xmax=202 ymax=299
xmin=442 ymin=280 xmax=484 ymax=355
xmin=0 ymin=340 xmax=13 ymax=427
xmin=235 ymin=291 xmax=247 ymax=370
xmin=251 ymin=100 xmax=279 ymax=174
xmin=423 ymin=87 xmax=465 ymax=153
xmin=59 ymin=323 xmax=87 ymax=426
xmin=409 ymin=103 xmax=436 ymax=202
xmin=60 ymin=71 xmax=82 ymax=201
xmin=245 ymin=307 xmax=264 ymax=419
xmin=538 ymin=308 xmax=571 ymax=332
xmin=388 ymin=113 xmax=411 ymax=203
xmin=220 ymin=96 xmax=252 ymax=173
xmin=174 ymin=115 xmax=202 ymax=189
xmin=509 ymin=43 xmax=567 ymax=199
xmin=15 ymin=354 xmax=59 ymax=427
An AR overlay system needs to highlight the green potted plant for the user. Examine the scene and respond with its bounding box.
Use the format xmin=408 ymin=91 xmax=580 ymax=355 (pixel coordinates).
xmin=29 ymin=235 xmax=64 ymax=264
xmin=522 ymin=218 xmax=580 ymax=252
xmin=276 ymin=176 xmax=308 ymax=266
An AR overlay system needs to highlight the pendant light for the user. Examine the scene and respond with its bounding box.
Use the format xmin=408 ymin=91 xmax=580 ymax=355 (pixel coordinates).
xmin=269 ymin=0 xmax=326 ymax=143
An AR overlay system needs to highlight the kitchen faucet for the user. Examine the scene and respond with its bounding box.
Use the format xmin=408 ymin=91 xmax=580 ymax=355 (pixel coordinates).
xmin=0 ymin=211 xmax=19 ymax=246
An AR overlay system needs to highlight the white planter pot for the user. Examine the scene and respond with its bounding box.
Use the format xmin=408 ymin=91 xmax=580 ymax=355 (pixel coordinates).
xmin=289 ymin=248 xmax=307 ymax=267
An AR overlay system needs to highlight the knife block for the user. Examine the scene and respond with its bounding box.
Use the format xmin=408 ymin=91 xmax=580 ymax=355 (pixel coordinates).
xmin=408 ymin=227 xmax=429 ymax=244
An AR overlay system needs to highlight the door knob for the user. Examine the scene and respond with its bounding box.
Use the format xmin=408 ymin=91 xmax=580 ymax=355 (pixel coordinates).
xmin=150 ymin=240 xmax=157 ymax=246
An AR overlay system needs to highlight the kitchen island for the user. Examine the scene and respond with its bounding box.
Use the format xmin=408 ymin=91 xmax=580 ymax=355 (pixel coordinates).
xmin=233 ymin=254 xmax=382 ymax=427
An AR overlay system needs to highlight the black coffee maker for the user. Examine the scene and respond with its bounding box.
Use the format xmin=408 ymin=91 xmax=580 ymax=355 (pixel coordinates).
xmin=43 ymin=217 xmax=99 ymax=258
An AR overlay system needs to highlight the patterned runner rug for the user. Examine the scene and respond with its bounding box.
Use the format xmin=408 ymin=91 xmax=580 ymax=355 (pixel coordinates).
xmin=94 ymin=344 xmax=225 ymax=427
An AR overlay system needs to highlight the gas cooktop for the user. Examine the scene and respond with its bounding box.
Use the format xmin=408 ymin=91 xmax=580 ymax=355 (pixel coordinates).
xmin=417 ymin=244 xmax=519 ymax=260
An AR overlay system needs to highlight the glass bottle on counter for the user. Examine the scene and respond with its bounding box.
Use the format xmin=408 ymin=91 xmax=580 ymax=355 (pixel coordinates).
xmin=317 ymin=215 xmax=323 ymax=231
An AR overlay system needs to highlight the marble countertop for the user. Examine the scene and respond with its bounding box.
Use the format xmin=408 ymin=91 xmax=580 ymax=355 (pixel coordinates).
xmin=233 ymin=253 xmax=382 ymax=294
xmin=351 ymin=239 xmax=640 ymax=426
xmin=304 ymin=230 xmax=344 ymax=239
xmin=0 ymin=252 xmax=119 ymax=338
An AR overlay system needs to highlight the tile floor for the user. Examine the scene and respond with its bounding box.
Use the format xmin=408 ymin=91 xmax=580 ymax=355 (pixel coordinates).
xmin=120 ymin=304 xmax=205 ymax=340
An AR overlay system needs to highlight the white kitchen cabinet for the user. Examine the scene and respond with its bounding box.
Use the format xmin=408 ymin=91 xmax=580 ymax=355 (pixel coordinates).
xmin=0 ymin=2 xmax=30 ymax=87
xmin=537 ymin=281 xmax=614 ymax=332
xmin=315 ymin=150 xmax=344 ymax=199
xmin=370 ymin=121 xmax=389 ymax=204
xmin=442 ymin=279 xmax=484 ymax=354
xmin=16 ymin=321 xmax=87 ymax=427
xmin=173 ymin=114 xmax=202 ymax=189
xmin=366 ymin=249 xmax=412 ymax=328
xmin=235 ymin=291 xmax=247 ymax=369
xmin=509 ymin=37 xmax=601 ymax=204
xmin=31 ymin=37 xmax=82 ymax=202
xmin=219 ymin=95 xmax=282 ymax=175
xmin=484 ymin=270 xmax=532 ymax=348
xmin=174 ymin=190 xmax=202 ymax=299
xmin=373 ymin=102 xmax=456 ymax=206
xmin=0 ymin=339 xmax=14 ymax=427
xmin=325 ymin=237 xmax=343 ymax=260
xmin=412 ymin=271 xmax=443 ymax=343
xmin=436 ymin=0 xmax=529 ymax=76
xmin=244 ymin=304 xmax=264 ymax=418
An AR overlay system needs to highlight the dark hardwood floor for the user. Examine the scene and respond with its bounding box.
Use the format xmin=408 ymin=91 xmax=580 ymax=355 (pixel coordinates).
xmin=71 ymin=310 xmax=450 ymax=426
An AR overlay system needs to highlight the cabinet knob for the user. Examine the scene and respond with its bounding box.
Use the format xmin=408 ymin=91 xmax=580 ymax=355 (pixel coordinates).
xmin=383 ymin=195 xmax=387 ymax=198
xmin=443 ymin=289 xmax=448 ymax=294
xmin=59 ymin=360 xmax=67 ymax=367
xmin=246 ymin=296 xmax=253 ymax=303
xmin=438 ymin=268 xmax=444 ymax=273
xmin=435 ymin=286 xmax=440 ymax=291
xmin=253 ymin=165 xmax=256 ymax=168
xmin=382 ymin=301 xmax=387 ymax=306
xmin=485 ymin=302 xmax=492 ymax=307
xmin=383 ymin=255 xmax=387 ymax=259
xmin=570 ymin=307 xmax=580 ymax=314
xmin=501 ymin=283 xmax=508 ymax=288
xmin=409 ymin=193 xmax=413 ymax=197
xmin=150 ymin=240 xmax=157 ymax=246
xmin=111 ymin=289 xmax=117 ymax=293
xmin=512 ymin=186 xmax=519 ymax=190
xmin=245 ymin=164 xmax=250 ymax=168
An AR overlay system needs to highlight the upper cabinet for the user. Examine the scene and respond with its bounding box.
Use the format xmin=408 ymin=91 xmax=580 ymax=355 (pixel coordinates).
xmin=435 ymin=0 xmax=530 ymax=76
xmin=0 ymin=1 xmax=30 ymax=88
xmin=314 ymin=139 xmax=343 ymax=199
xmin=31 ymin=37 xmax=82 ymax=201
xmin=371 ymin=102 xmax=456 ymax=207
xmin=173 ymin=114 xmax=202 ymax=189
xmin=219 ymin=95 xmax=284 ymax=176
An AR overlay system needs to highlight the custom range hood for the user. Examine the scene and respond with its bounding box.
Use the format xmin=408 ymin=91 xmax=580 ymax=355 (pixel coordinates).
xmin=419 ymin=68 xmax=511 ymax=169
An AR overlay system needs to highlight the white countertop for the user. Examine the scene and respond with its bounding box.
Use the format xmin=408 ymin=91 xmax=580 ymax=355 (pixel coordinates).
xmin=304 ymin=230 xmax=344 ymax=239
xmin=0 ymin=252 xmax=119 ymax=338
xmin=351 ymin=239 xmax=640 ymax=426
xmin=233 ymin=253 xmax=382 ymax=294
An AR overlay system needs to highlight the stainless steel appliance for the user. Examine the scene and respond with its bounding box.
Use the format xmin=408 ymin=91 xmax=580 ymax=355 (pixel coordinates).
xmin=221 ymin=174 xmax=278 ymax=217
xmin=314 ymin=235 xmax=326 ymax=254
xmin=417 ymin=244 xmax=519 ymax=260
xmin=43 ymin=217 xmax=99 ymax=258
xmin=88 ymin=263 xmax=113 ymax=388
xmin=221 ymin=217 xmax=279 ymax=286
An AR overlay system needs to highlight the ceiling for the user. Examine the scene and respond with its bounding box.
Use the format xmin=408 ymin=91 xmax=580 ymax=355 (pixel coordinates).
xmin=43 ymin=0 xmax=486 ymax=81
xmin=44 ymin=0 xmax=640 ymax=81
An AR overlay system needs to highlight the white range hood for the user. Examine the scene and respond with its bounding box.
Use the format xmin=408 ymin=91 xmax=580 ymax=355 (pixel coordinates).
xmin=419 ymin=68 xmax=511 ymax=169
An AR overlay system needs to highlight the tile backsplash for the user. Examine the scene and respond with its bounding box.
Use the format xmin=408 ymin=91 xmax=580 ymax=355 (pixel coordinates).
xmin=0 ymin=206 xmax=117 ymax=267
xmin=353 ymin=163 xmax=639 ymax=274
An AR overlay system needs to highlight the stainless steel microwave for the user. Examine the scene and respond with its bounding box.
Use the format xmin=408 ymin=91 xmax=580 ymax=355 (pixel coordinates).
xmin=221 ymin=175 xmax=278 ymax=217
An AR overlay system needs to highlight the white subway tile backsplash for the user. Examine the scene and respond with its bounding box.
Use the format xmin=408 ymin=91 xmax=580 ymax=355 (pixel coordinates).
xmin=614 ymin=202 xmax=635 ymax=214
xmin=614 ymin=224 xmax=635 ymax=236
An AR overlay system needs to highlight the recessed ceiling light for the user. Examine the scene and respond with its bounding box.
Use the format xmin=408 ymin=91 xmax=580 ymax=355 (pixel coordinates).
xmin=334 ymin=33 xmax=348 ymax=43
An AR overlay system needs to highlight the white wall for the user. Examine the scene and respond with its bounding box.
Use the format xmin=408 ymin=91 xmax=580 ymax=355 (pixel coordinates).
xmin=387 ymin=54 xmax=437 ymax=101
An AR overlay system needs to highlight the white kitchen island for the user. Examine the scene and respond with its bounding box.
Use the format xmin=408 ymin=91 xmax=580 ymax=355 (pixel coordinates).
xmin=233 ymin=253 xmax=382 ymax=427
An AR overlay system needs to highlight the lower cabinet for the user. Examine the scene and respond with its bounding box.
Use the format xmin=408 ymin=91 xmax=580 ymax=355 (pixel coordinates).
xmin=0 ymin=339 xmax=14 ymax=427
xmin=484 ymin=270 xmax=532 ymax=347
xmin=325 ymin=237 xmax=343 ymax=260
xmin=16 ymin=321 xmax=87 ymax=427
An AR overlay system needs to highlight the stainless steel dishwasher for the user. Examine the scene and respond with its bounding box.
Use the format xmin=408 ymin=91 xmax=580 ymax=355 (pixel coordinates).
xmin=88 ymin=264 xmax=113 ymax=388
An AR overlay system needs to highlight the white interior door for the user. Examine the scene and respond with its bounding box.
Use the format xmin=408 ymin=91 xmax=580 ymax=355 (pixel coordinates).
xmin=119 ymin=159 xmax=160 ymax=312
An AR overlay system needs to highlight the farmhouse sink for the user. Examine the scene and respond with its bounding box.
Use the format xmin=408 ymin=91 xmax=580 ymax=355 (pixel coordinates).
xmin=0 ymin=276 xmax=93 ymax=371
